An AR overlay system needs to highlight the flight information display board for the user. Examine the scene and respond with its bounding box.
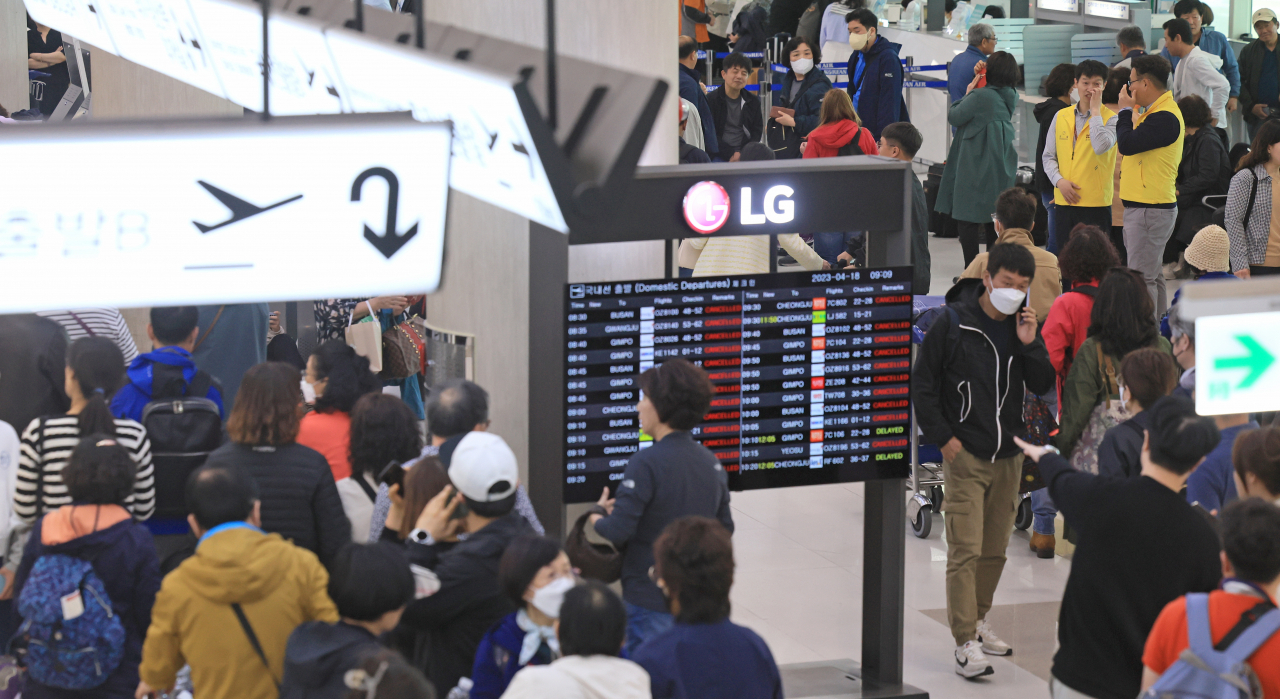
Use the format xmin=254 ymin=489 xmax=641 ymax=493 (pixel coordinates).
xmin=563 ymin=267 xmax=914 ymax=503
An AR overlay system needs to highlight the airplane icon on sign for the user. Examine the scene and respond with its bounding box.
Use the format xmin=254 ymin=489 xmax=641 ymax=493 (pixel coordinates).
xmin=192 ymin=181 xmax=302 ymax=234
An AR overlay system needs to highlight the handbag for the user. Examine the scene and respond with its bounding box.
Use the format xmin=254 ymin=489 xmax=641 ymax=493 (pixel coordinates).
xmin=1020 ymin=390 xmax=1056 ymax=493
xmin=381 ymin=315 xmax=425 ymax=380
xmin=565 ymin=511 xmax=623 ymax=584
xmin=766 ymin=119 xmax=801 ymax=159
xmin=345 ymin=301 xmax=383 ymax=373
xmin=1069 ymin=345 xmax=1129 ymax=475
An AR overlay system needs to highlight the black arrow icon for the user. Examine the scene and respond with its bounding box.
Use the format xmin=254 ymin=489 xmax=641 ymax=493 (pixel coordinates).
xmin=192 ymin=181 xmax=302 ymax=233
xmin=351 ymin=167 xmax=418 ymax=259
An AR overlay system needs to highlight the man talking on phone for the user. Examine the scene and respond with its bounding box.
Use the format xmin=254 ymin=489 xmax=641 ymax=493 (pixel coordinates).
xmin=913 ymin=243 xmax=1055 ymax=679
xmin=400 ymin=431 xmax=534 ymax=696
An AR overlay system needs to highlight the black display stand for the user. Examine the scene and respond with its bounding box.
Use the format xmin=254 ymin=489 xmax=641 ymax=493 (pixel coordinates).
xmin=525 ymin=157 xmax=928 ymax=698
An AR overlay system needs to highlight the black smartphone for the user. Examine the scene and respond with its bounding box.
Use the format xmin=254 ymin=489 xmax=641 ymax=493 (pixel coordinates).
xmin=448 ymin=488 xmax=470 ymax=520
xmin=377 ymin=460 xmax=405 ymax=489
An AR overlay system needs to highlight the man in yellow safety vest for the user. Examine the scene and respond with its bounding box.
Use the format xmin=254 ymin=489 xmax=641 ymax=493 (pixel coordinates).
xmin=1117 ymin=54 xmax=1185 ymax=316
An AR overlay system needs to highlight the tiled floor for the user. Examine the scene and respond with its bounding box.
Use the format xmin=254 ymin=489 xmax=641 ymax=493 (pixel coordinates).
xmin=727 ymin=483 xmax=1072 ymax=699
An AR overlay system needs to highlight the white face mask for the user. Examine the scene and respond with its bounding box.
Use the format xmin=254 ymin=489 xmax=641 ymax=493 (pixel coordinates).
xmin=1069 ymin=88 xmax=1080 ymax=104
xmin=848 ymin=32 xmax=869 ymax=51
xmin=986 ymin=280 xmax=1026 ymax=315
xmin=530 ymin=576 xmax=575 ymax=619
xmin=792 ymin=57 xmax=813 ymax=76
xmin=300 ymin=378 xmax=316 ymax=404
xmin=1119 ymin=384 xmax=1128 ymax=405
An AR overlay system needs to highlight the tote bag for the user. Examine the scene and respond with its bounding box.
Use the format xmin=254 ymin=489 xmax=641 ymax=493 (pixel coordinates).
xmin=345 ymin=301 xmax=383 ymax=373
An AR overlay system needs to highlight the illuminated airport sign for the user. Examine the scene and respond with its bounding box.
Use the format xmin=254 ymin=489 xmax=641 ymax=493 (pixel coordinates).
xmin=23 ymin=0 xmax=567 ymax=232
xmin=0 ymin=114 xmax=451 ymax=313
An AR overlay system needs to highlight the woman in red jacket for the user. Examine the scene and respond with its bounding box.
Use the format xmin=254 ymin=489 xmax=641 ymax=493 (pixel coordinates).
xmin=1042 ymin=225 xmax=1121 ymax=400
xmin=803 ymin=90 xmax=878 ymax=263
xmin=1032 ymin=224 xmax=1120 ymax=557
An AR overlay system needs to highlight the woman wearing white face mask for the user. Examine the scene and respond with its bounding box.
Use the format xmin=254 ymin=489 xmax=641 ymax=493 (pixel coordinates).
xmin=769 ymin=36 xmax=831 ymax=158
xmin=471 ymin=536 xmax=577 ymax=699
xmin=1096 ymin=348 xmax=1181 ymax=479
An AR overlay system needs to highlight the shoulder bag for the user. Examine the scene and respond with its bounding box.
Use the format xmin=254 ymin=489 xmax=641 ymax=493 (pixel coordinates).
xmin=1068 ymin=344 xmax=1130 ymax=475
xmin=345 ymin=301 xmax=383 ymax=373
xmin=231 ymin=603 xmax=280 ymax=690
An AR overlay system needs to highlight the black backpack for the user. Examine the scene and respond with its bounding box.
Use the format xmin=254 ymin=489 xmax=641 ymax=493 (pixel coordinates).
xmin=141 ymin=364 xmax=225 ymax=520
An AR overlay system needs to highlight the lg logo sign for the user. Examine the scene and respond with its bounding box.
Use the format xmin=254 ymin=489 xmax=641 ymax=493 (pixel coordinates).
xmin=682 ymin=181 xmax=796 ymax=234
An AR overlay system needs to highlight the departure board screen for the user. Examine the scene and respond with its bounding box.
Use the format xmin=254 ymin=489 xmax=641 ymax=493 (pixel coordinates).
xmin=563 ymin=267 xmax=914 ymax=503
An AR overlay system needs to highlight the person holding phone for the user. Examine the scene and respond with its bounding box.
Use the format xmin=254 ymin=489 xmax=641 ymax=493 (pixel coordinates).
xmin=912 ymin=243 xmax=1054 ymax=679
xmin=340 ymin=393 xmax=423 ymax=543
xmin=589 ymin=358 xmax=734 ymax=655
xmin=398 ymin=431 xmax=535 ymax=696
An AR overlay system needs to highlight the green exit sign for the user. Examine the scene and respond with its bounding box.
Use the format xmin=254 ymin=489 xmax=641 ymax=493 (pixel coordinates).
xmin=1195 ymin=312 xmax=1280 ymax=415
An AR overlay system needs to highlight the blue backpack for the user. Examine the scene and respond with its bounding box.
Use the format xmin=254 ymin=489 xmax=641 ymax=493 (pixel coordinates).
xmin=1142 ymin=593 xmax=1280 ymax=699
xmin=15 ymin=554 xmax=126 ymax=690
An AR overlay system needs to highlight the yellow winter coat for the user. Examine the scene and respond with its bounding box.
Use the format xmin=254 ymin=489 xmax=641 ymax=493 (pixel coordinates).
xmin=139 ymin=527 xmax=339 ymax=699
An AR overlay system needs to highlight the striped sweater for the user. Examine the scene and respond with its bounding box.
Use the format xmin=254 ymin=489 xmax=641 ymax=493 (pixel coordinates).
xmin=36 ymin=308 xmax=139 ymax=363
xmin=16 ymin=415 xmax=156 ymax=522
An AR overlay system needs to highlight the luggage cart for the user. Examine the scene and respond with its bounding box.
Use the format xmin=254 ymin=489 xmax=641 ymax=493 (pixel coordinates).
xmin=906 ymin=296 xmax=947 ymax=538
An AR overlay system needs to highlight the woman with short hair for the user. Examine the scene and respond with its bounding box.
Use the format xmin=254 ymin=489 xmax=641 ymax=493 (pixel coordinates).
xmin=1171 ymin=94 xmax=1232 ymax=263
xmin=590 ymin=359 xmax=735 ymax=654
xmin=471 ymin=536 xmax=575 ymax=699
xmin=204 ymin=362 xmax=350 ymax=568
xmin=632 ymin=517 xmax=782 ymax=699
xmin=1096 ymin=348 xmax=1182 ymax=479
xmin=341 ymin=393 xmax=423 ymax=543
xmin=1232 ymin=426 xmax=1280 ymax=503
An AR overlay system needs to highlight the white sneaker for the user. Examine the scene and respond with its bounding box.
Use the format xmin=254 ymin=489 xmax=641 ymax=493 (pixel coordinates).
xmin=976 ymin=619 xmax=1013 ymax=656
xmin=955 ymin=640 xmax=994 ymax=679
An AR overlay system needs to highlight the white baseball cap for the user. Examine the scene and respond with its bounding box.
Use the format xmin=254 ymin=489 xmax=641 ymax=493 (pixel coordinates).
xmin=448 ymin=432 xmax=519 ymax=502
xmin=1254 ymin=8 xmax=1277 ymax=25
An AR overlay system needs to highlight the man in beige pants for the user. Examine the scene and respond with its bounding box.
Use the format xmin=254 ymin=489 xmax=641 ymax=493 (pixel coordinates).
xmin=911 ymin=243 xmax=1056 ymax=679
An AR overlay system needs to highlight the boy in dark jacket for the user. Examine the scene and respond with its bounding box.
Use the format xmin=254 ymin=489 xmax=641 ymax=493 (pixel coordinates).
xmin=845 ymin=9 xmax=907 ymax=140
xmin=281 ymin=543 xmax=413 ymax=699
xmin=111 ymin=306 xmax=223 ymax=422
xmin=912 ymin=243 xmax=1054 ymax=679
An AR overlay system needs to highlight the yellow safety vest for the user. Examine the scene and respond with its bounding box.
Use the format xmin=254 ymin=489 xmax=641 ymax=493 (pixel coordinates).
xmin=1053 ymin=104 xmax=1118 ymax=208
xmin=1119 ymin=91 xmax=1185 ymax=205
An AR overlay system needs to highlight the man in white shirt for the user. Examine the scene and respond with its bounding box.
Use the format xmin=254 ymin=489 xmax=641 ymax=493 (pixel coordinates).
xmin=1166 ymin=17 xmax=1230 ymax=124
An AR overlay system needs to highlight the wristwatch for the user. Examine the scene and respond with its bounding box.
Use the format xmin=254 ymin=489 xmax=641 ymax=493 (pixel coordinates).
xmin=407 ymin=528 xmax=434 ymax=545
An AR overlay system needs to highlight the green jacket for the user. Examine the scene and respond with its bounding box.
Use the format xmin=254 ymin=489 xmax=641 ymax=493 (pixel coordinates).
xmin=934 ymin=86 xmax=1018 ymax=224
xmin=1055 ymin=335 xmax=1173 ymax=457
xmin=1238 ymin=38 xmax=1279 ymax=125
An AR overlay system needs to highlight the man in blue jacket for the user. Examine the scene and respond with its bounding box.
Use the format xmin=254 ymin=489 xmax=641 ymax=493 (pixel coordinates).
xmin=845 ymin=8 xmax=908 ymax=140
xmin=111 ymin=306 xmax=224 ymax=422
xmin=1161 ymin=0 xmax=1240 ymax=113
xmin=949 ymin=23 xmax=997 ymax=104
xmin=678 ymin=35 xmax=719 ymax=159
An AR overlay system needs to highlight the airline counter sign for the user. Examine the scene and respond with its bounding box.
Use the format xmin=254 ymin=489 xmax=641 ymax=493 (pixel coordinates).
xmin=0 ymin=114 xmax=451 ymax=313
xmin=681 ymin=180 xmax=796 ymax=235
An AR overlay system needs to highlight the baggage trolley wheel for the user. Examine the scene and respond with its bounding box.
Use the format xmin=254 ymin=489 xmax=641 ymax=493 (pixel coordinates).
xmin=1015 ymin=496 xmax=1033 ymax=531
xmin=929 ymin=485 xmax=944 ymax=511
xmin=911 ymin=503 xmax=933 ymax=538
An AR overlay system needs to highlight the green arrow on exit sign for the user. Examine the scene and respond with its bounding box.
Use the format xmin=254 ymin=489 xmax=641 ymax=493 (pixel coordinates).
xmin=1213 ymin=335 xmax=1276 ymax=389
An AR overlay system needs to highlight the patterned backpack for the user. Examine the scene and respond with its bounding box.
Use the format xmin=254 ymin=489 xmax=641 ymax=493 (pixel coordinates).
xmin=15 ymin=554 xmax=126 ymax=690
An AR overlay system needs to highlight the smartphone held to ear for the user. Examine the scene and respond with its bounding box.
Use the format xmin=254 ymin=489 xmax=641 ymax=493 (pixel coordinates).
xmin=377 ymin=460 xmax=405 ymax=489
